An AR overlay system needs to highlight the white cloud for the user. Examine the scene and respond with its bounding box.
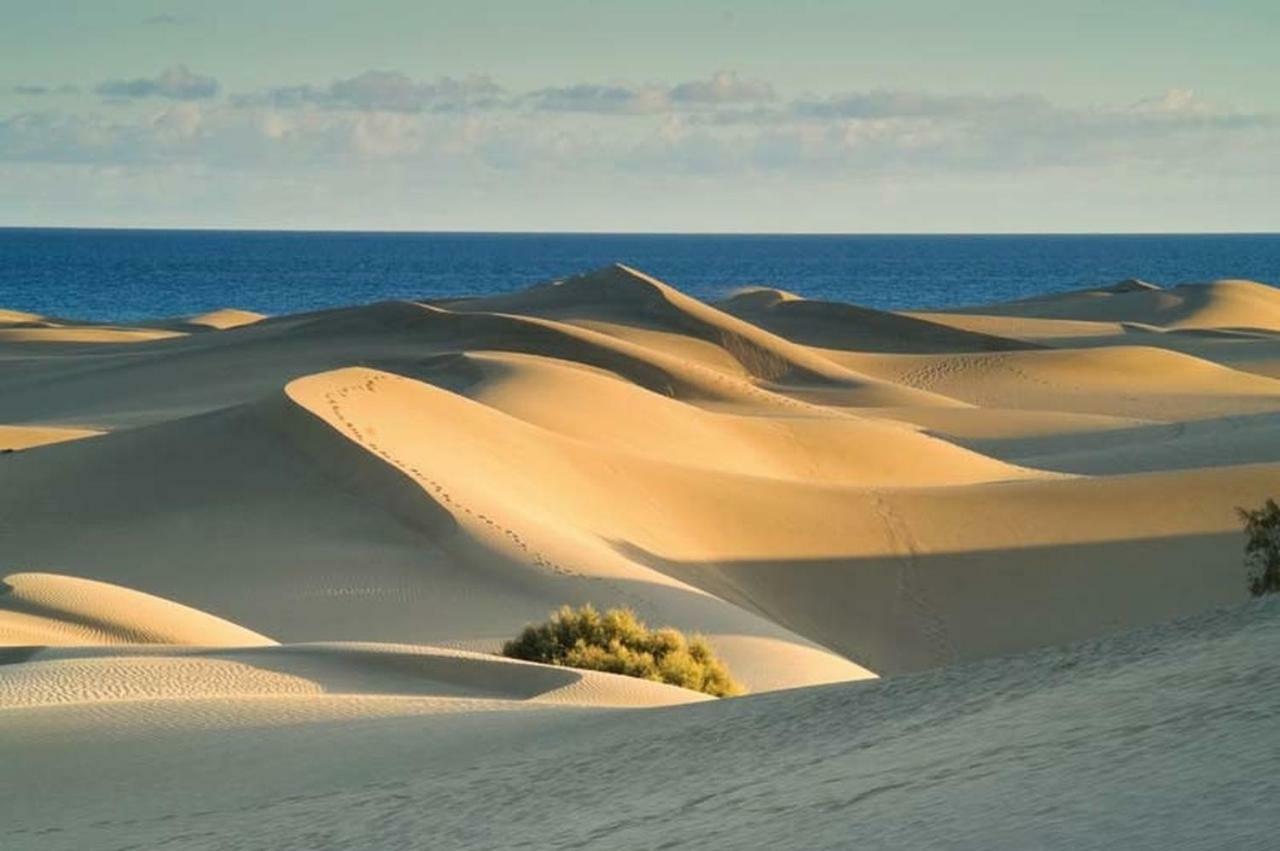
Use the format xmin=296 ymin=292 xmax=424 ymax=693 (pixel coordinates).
xmin=669 ymin=71 xmax=775 ymax=104
xmin=1129 ymin=88 xmax=1214 ymax=115
xmin=3 ymin=73 xmax=1277 ymax=195
xmin=150 ymin=102 xmax=206 ymax=142
xmin=95 ymin=66 xmax=219 ymax=100
xmin=793 ymin=90 xmax=1048 ymax=120
xmin=243 ymin=71 xmax=503 ymax=113
xmin=527 ymin=83 xmax=669 ymax=114
xmin=529 ymin=72 xmax=775 ymax=114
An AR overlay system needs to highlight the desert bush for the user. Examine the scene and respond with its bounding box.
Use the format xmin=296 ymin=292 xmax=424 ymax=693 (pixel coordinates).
xmin=1238 ymin=498 xmax=1280 ymax=596
xmin=502 ymin=604 xmax=744 ymax=697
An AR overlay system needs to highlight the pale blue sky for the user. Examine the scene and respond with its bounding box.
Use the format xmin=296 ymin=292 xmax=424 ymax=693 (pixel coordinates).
xmin=2 ymin=1 xmax=1278 ymax=231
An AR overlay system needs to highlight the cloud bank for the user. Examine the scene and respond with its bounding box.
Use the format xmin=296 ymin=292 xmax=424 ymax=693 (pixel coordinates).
xmin=3 ymin=66 xmax=1276 ymax=229
xmin=242 ymin=71 xmax=503 ymax=112
xmin=95 ymin=66 xmax=219 ymax=100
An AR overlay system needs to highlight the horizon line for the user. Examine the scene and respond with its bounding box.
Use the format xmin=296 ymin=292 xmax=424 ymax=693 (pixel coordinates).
xmin=2 ymin=225 xmax=1279 ymax=238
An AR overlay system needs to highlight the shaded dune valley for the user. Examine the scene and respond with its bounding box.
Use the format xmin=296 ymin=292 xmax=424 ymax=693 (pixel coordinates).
xmin=4 ymin=265 xmax=1280 ymax=849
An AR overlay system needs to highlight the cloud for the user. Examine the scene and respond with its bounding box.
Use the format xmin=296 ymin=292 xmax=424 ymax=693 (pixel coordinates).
xmin=530 ymin=72 xmax=775 ymax=114
xmin=793 ymin=90 xmax=1048 ymax=120
xmin=1129 ymin=88 xmax=1215 ymax=115
xmin=4 ymin=78 xmax=1277 ymax=192
xmin=11 ymin=84 xmax=79 ymax=96
xmin=528 ymin=83 xmax=668 ymax=114
xmin=225 ymin=69 xmax=769 ymax=117
xmin=670 ymin=71 xmax=775 ymax=104
xmin=95 ymin=66 xmax=219 ymax=100
xmin=243 ymin=71 xmax=503 ymax=113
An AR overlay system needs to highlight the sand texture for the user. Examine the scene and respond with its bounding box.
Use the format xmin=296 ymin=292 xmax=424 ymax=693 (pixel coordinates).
xmin=2 ymin=266 xmax=1278 ymax=848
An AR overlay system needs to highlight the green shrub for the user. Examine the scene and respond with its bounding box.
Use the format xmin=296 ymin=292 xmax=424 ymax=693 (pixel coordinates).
xmin=502 ymin=605 xmax=744 ymax=697
xmin=1239 ymin=498 xmax=1280 ymax=596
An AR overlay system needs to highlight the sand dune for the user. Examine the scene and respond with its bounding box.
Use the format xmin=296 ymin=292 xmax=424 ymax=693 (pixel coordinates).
xmin=448 ymin=265 xmax=963 ymax=407
xmin=0 ymin=307 xmax=46 ymax=325
xmin=0 ymin=424 xmax=101 ymax=451
xmin=3 ymin=596 xmax=1274 ymax=850
xmin=0 ymin=325 xmax=185 ymax=343
xmin=947 ymin=278 xmax=1280 ymax=331
xmin=719 ymin=286 xmax=1037 ymax=353
xmin=0 ymin=641 xmax=707 ymax=711
xmin=3 ymin=267 xmax=1279 ymax=848
xmin=0 ymin=305 xmax=263 ymax=340
xmin=407 ymin=351 xmax=1028 ymax=485
xmin=0 ymin=376 xmax=872 ymax=692
xmin=0 ymin=296 xmax=952 ymax=430
xmin=445 ymin=264 xmax=868 ymax=383
xmin=828 ymin=344 xmax=1280 ymax=420
xmin=3 ymin=269 xmax=1276 ymax=678
xmin=183 ymin=307 xmax=267 ymax=330
xmin=0 ymin=573 xmax=274 ymax=647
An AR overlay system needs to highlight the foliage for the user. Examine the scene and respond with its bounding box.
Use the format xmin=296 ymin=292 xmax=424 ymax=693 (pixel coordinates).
xmin=1238 ymin=498 xmax=1280 ymax=596
xmin=502 ymin=604 xmax=744 ymax=697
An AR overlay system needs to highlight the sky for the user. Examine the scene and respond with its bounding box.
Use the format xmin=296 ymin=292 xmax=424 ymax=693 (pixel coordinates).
xmin=1 ymin=0 xmax=1278 ymax=232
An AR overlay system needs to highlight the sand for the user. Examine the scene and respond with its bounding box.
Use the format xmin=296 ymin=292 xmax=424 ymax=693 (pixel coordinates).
xmin=4 ymin=597 xmax=1275 ymax=850
xmin=2 ymin=266 xmax=1278 ymax=848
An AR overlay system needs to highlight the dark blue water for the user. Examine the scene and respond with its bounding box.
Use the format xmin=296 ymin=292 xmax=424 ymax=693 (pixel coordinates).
xmin=2 ymin=228 xmax=1277 ymax=322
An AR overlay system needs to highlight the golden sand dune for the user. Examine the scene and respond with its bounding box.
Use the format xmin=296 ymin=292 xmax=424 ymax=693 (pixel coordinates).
xmin=406 ymin=350 xmax=1025 ymax=485
xmin=3 ymin=268 xmax=1277 ymax=680
xmin=2 ymin=268 xmax=1279 ymax=847
xmin=0 ymin=573 xmax=274 ymax=647
xmin=0 ymin=381 xmax=871 ymax=691
xmin=0 ymin=325 xmax=185 ymax=343
xmin=830 ymin=344 xmax=1280 ymax=420
xmin=447 ymin=264 xmax=861 ymax=380
xmin=182 ymin=307 xmax=267 ymax=330
xmin=946 ymin=277 xmax=1280 ymax=330
xmin=447 ymin=265 xmax=963 ymax=406
xmin=0 ymin=307 xmax=48 ymax=325
xmin=0 ymin=304 xmax=267 ymax=345
xmin=0 ymin=424 xmax=101 ymax=451
xmin=719 ymin=286 xmax=1036 ymax=353
xmin=0 ymin=286 xmax=956 ymax=430
xmin=915 ymin=309 xmax=1280 ymax=386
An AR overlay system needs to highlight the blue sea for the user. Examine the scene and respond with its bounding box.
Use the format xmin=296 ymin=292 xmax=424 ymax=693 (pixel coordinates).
xmin=2 ymin=228 xmax=1278 ymax=322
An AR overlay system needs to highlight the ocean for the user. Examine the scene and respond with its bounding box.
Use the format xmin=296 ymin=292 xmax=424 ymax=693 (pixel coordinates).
xmin=2 ymin=228 xmax=1278 ymax=322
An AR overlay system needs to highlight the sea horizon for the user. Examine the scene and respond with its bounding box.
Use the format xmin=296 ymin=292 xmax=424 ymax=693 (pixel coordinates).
xmin=5 ymin=228 xmax=1278 ymax=323
xmin=5 ymin=224 xmax=1280 ymax=236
